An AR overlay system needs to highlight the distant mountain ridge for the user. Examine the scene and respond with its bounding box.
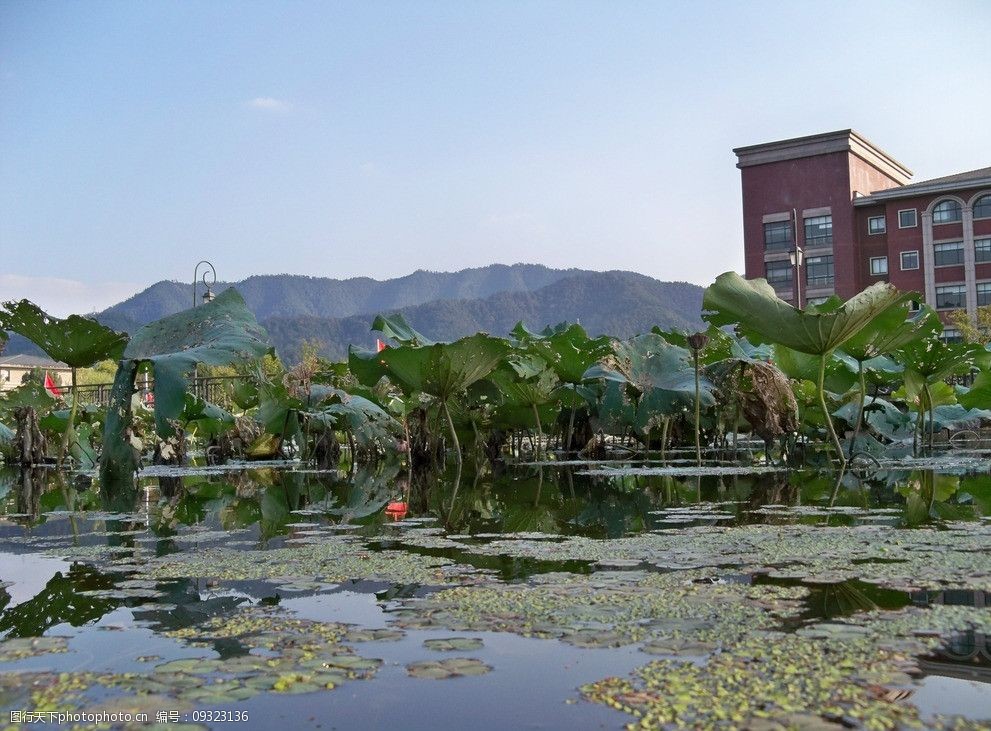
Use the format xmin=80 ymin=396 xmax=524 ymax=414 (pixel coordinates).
xmin=264 ymin=271 xmax=703 ymax=362
xmin=3 ymin=264 xmax=704 ymax=363
xmin=97 ymin=263 xmax=579 ymax=333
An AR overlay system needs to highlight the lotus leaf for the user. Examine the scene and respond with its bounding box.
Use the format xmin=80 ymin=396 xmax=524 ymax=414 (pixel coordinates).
xmin=0 ymin=299 xmax=128 ymax=367
xmin=100 ymin=289 xmax=270 ymax=485
xmin=406 ymin=657 xmax=491 ymax=679
xmin=372 ymin=312 xmax=434 ymax=346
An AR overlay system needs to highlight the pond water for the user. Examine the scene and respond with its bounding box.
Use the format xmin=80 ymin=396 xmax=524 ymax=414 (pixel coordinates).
xmin=0 ymin=459 xmax=989 ymax=730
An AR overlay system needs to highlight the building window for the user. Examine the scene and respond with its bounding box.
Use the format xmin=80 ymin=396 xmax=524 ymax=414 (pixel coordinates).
xmin=933 ymin=241 xmax=964 ymax=267
xmin=932 ymin=199 xmax=962 ymax=224
xmin=898 ymin=209 xmax=918 ymax=228
xmin=803 ymin=215 xmax=833 ymax=247
xmin=909 ymin=299 xmax=921 ymax=312
xmin=0 ymin=369 xmax=8 ymax=382
xmin=868 ymin=216 xmax=886 ymax=235
xmin=975 ymin=237 xmax=991 ymax=263
xmin=974 ymin=195 xmax=991 ymax=220
xmin=900 ymin=250 xmax=920 ymax=270
xmin=941 ymin=327 xmax=962 ymax=343
xmin=806 ymin=296 xmax=829 ymax=306
xmin=978 ymin=282 xmax=991 ymax=307
xmin=935 ymin=284 xmax=966 ymax=310
xmin=765 ymin=260 xmax=793 ymax=287
xmin=869 ymin=256 xmax=888 ymax=275
xmin=806 ymin=255 xmax=834 ymax=288
xmin=763 ymin=220 xmax=793 ymax=250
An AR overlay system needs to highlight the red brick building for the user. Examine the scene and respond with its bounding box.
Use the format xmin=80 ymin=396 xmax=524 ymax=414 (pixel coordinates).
xmin=734 ymin=130 xmax=991 ymax=340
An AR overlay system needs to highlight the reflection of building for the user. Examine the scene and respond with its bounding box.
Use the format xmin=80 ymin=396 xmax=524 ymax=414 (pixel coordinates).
xmin=0 ymin=354 xmax=71 ymax=392
xmin=735 ymin=130 xmax=991 ymax=340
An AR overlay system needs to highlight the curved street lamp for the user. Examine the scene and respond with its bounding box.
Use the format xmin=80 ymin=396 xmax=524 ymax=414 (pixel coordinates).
xmin=193 ymin=260 xmax=217 ymax=307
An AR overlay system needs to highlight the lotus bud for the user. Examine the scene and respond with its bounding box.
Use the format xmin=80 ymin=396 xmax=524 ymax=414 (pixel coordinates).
xmin=686 ymin=332 xmax=710 ymax=354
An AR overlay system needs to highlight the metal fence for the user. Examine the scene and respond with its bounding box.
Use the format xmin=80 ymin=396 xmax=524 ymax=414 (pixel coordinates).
xmin=68 ymin=375 xmax=247 ymax=408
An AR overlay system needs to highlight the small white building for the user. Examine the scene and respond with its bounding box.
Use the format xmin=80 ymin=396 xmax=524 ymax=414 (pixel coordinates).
xmin=0 ymin=354 xmax=72 ymax=393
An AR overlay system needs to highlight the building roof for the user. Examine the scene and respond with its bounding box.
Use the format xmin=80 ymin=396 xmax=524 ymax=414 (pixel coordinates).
xmin=0 ymin=354 xmax=70 ymax=369
xmin=854 ymin=166 xmax=991 ymax=205
xmin=733 ymin=129 xmax=913 ymax=184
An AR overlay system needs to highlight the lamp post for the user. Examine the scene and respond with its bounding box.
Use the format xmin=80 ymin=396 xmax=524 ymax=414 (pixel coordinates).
xmin=192 ymin=260 xmax=217 ymax=308
xmin=789 ymin=247 xmax=804 ymax=309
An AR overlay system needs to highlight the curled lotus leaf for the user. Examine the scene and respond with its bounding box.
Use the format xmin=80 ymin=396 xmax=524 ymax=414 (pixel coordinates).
xmin=703 ymin=272 xmax=908 ymax=356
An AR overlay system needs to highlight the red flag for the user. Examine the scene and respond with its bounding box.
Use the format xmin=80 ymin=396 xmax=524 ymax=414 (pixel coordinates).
xmin=376 ymin=339 xmax=387 ymax=352
xmin=44 ymin=372 xmax=63 ymax=398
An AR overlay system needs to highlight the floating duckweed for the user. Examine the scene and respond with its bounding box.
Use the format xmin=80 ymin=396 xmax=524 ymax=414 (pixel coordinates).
xmin=580 ymin=604 xmax=991 ymax=730
xmin=0 ymin=636 xmax=69 ymax=663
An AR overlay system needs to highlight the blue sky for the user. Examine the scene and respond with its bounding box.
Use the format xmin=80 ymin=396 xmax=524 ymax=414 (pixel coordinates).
xmin=1 ymin=0 xmax=989 ymax=314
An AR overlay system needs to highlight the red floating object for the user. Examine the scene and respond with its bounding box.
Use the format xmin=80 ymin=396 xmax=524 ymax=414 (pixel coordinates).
xmin=385 ymin=501 xmax=408 ymax=520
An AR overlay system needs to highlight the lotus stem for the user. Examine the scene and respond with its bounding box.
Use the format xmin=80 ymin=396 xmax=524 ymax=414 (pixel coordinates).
xmin=923 ymin=382 xmax=935 ymax=453
xmin=693 ymin=351 xmax=702 ymax=467
xmin=818 ymin=351 xmax=846 ymax=468
xmin=566 ymin=404 xmax=576 ymax=451
xmin=441 ymin=399 xmax=462 ymax=467
xmin=58 ymin=367 xmax=79 ymax=468
xmin=848 ymin=360 xmax=866 ymax=459
xmin=531 ymin=403 xmax=543 ymax=457
xmin=660 ymin=417 xmax=669 ymax=463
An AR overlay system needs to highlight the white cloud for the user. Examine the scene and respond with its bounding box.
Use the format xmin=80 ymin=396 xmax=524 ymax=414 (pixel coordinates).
xmin=0 ymin=275 xmax=140 ymax=317
xmin=246 ymin=97 xmax=291 ymax=112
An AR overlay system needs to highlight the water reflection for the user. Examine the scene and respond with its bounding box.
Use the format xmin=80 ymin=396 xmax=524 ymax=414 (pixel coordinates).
xmin=1 ymin=463 xmax=989 ymax=537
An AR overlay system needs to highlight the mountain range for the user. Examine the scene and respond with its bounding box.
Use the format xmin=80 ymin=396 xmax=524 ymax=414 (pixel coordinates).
xmin=3 ymin=264 xmax=705 ymax=364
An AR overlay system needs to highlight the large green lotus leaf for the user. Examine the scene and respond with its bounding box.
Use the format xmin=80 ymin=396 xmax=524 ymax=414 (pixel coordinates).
xmin=651 ymin=324 xmax=736 ymax=365
xmin=514 ymin=322 xmax=614 ymax=384
xmin=181 ymin=393 xmax=235 ymax=438
xmin=893 ymin=377 xmax=956 ymax=412
xmin=307 ymin=387 xmax=400 ymax=448
xmin=591 ymin=380 xmax=635 ymax=433
xmin=69 ymin=422 xmax=98 ymax=468
xmin=509 ymin=320 xmax=543 ymax=341
xmin=702 ymin=272 xmax=905 ymax=355
xmin=0 ymin=381 xmax=56 ymax=419
xmin=895 ymin=336 xmax=982 ymax=382
xmin=862 ymin=354 xmax=902 ymax=375
xmin=372 ymin=313 xmax=434 ymax=346
xmin=840 ymin=302 xmax=939 ymax=362
xmin=929 ymin=404 xmax=991 ymax=431
xmin=0 ymin=300 xmax=128 ymax=367
xmin=489 ymin=363 xmax=559 ymax=407
xmin=348 ymin=345 xmax=390 ymax=388
xmin=257 ymin=379 xmax=301 ymax=435
xmin=586 ymin=333 xmax=714 ymax=400
xmin=772 ymin=345 xmax=858 ymax=394
xmin=585 ymin=333 xmax=714 ymax=432
xmin=493 ymin=402 xmax=558 ymax=431
xmin=365 ymin=334 xmax=510 ymax=400
xmin=505 ymin=352 xmax=548 ymax=380
xmin=123 ymin=289 xmax=270 ymax=433
xmin=833 ymin=396 xmax=913 ymax=441
xmin=958 ymin=369 xmax=991 ymax=410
